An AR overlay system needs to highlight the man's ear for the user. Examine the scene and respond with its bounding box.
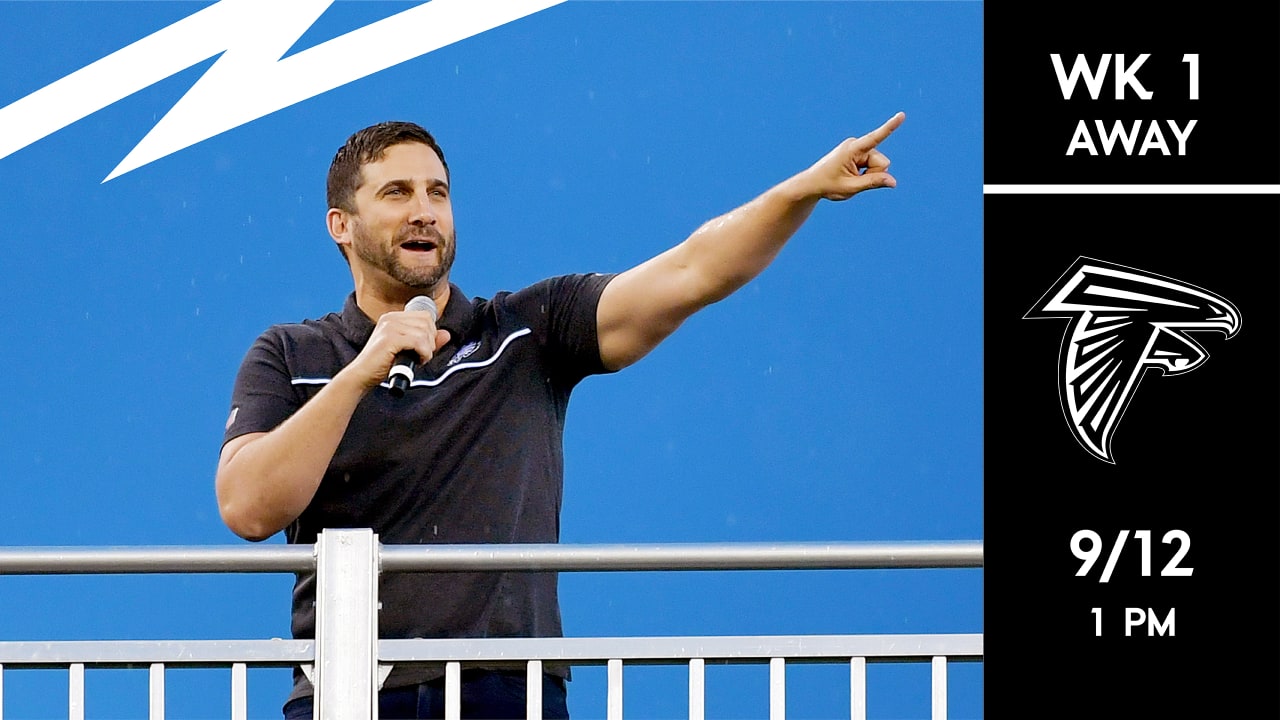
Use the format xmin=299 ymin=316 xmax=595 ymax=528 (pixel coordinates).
xmin=327 ymin=207 xmax=351 ymax=253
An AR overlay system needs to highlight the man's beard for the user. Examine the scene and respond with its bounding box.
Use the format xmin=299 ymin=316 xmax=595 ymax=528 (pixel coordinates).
xmin=352 ymin=219 xmax=456 ymax=291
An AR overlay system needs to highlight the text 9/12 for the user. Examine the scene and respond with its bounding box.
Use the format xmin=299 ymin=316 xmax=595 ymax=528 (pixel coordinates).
xmin=1070 ymin=529 xmax=1194 ymax=583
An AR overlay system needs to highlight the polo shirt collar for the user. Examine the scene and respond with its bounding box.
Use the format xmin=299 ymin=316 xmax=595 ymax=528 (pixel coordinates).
xmin=337 ymin=284 xmax=474 ymax=346
xmin=435 ymin=283 xmax=475 ymax=340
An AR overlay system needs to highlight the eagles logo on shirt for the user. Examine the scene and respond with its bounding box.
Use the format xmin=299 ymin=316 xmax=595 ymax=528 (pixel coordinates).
xmin=1025 ymin=257 xmax=1241 ymax=464
xmin=447 ymin=341 xmax=482 ymax=367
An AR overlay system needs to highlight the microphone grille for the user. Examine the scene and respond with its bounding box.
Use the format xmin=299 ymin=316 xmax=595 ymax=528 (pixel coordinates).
xmin=405 ymin=295 xmax=438 ymax=319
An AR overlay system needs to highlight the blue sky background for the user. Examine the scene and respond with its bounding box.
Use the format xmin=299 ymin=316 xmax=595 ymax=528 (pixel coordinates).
xmin=0 ymin=1 xmax=983 ymax=718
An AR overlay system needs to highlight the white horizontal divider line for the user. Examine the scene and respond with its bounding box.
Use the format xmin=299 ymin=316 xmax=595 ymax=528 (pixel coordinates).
xmin=984 ymin=184 xmax=1280 ymax=194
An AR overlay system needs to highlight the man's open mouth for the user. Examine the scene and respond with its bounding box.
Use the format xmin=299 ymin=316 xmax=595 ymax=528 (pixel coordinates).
xmin=401 ymin=238 xmax=438 ymax=252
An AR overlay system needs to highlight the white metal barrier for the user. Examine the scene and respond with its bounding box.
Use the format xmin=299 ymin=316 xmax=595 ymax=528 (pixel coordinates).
xmin=0 ymin=530 xmax=983 ymax=719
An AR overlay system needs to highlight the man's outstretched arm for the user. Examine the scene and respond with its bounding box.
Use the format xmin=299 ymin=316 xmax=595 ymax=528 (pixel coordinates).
xmin=596 ymin=112 xmax=905 ymax=371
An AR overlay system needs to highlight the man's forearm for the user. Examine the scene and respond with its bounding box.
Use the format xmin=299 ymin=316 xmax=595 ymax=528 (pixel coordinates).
xmin=217 ymin=305 xmax=450 ymax=541
xmin=216 ymin=370 xmax=369 ymax=541
xmin=675 ymin=172 xmax=822 ymax=306
xmin=596 ymin=173 xmax=825 ymax=370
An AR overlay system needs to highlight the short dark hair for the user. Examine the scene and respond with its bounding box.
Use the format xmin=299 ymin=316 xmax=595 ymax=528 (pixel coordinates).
xmin=326 ymin=121 xmax=449 ymax=213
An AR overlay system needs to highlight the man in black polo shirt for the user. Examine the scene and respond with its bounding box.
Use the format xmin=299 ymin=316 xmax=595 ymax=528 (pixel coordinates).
xmin=216 ymin=113 xmax=904 ymax=719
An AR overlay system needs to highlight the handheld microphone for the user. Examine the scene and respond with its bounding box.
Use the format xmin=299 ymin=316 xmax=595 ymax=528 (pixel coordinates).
xmin=387 ymin=295 xmax=438 ymax=398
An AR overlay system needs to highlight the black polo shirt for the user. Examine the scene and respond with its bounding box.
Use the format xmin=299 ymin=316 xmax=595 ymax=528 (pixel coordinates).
xmin=223 ymin=273 xmax=617 ymax=697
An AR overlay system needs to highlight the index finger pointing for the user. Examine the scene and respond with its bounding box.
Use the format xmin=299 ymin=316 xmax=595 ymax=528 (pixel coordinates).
xmin=862 ymin=111 xmax=906 ymax=146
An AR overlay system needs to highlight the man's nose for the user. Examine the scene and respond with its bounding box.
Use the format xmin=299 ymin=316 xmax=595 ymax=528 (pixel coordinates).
xmin=408 ymin=191 xmax=437 ymax=225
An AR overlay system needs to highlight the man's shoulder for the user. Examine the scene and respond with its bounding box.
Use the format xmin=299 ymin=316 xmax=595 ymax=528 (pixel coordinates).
xmin=488 ymin=273 xmax=617 ymax=305
xmin=243 ymin=307 xmax=349 ymax=361
xmin=254 ymin=304 xmax=346 ymax=340
xmin=463 ymin=274 xmax=612 ymax=327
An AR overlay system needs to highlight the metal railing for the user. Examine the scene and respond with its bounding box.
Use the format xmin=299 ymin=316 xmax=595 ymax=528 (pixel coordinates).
xmin=0 ymin=530 xmax=983 ymax=719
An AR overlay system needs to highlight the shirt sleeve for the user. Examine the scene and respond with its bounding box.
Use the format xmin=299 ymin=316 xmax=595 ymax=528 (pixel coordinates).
xmin=222 ymin=330 xmax=304 ymax=447
xmin=505 ymin=272 xmax=618 ymax=383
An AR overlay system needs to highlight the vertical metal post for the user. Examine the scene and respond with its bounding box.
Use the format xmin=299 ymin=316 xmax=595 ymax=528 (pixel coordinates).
xmin=149 ymin=663 xmax=165 ymax=720
xmin=69 ymin=663 xmax=85 ymax=720
xmin=231 ymin=663 xmax=248 ymax=720
xmin=526 ymin=660 xmax=543 ymax=720
xmin=445 ymin=662 xmax=461 ymax=720
xmin=769 ymin=658 xmax=785 ymax=720
xmin=606 ymin=659 xmax=623 ymax=720
xmin=0 ymin=662 xmax=5 ymax=720
xmin=931 ymin=656 xmax=947 ymax=720
xmin=688 ymin=658 xmax=705 ymax=720
xmin=313 ymin=529 xmax=380 ymax=720
xmin=849 ymin=657 xmax=867 ymax=720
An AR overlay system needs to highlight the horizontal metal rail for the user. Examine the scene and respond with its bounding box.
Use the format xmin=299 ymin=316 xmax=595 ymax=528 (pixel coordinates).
xmin=0 ymin=533 xmax=984 ymax=719
xmin=379 ymin=633 xmax=984 ymax=665
xmin=0 ymin=640 xmax=313 ymax=667
xmin=0 ymin=635 xmax=982 ymax=720
xmin=0 ymin=634 xmax=982 ymax=668
xmin=380 ymin=541 xmax=983 ymax=572
xmin=0 ymin=545 xmax=315 ymax=574
xmin=0 ymin=540 xmax=982 ymax=575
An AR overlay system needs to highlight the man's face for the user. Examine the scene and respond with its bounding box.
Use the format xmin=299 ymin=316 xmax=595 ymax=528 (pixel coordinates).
xmin=344 ymin=142 xmax=456 ymax=291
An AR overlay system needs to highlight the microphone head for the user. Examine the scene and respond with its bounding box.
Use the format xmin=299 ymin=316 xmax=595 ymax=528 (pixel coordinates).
xmin=404 ymin=295 xmax=438 ymax=319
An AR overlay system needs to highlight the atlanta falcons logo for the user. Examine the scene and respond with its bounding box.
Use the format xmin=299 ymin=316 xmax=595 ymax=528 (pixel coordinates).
xmin=1025 ymin=257 xmax=1240 ymax=463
